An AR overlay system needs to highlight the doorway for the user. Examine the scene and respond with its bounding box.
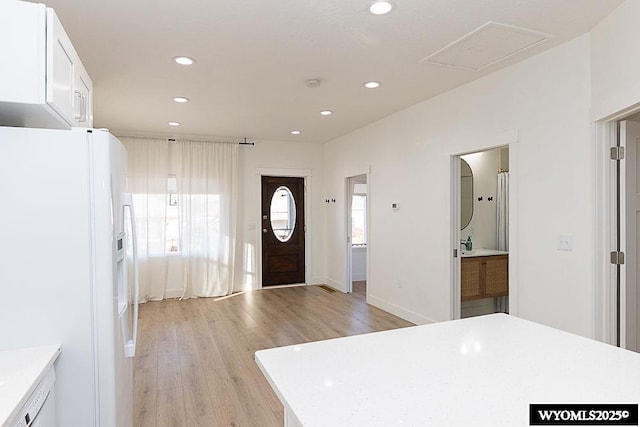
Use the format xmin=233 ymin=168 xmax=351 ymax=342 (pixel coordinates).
xmin=600 ymin=117 xmax=640 ymax=350
xmin=454 ymin=146 xmax=510 ymax=319
xmin=261 ymin=176 xmax=305 ymax=286
xmin=346 ymin=174 xmax=368 ymax=295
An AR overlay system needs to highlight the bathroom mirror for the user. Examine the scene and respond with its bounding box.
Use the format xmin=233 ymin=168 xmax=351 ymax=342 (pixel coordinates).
xmin=460 ymin=159 xmax=473 ymax=230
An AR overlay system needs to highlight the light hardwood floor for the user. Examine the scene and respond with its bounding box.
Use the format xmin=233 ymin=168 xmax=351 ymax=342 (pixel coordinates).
xmin=133 ymin=282 xmax=413 ymax=427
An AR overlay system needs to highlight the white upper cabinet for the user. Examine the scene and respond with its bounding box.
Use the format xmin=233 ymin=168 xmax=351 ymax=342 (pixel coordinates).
xmin=0 ymin=1 xmax=93 ymax=129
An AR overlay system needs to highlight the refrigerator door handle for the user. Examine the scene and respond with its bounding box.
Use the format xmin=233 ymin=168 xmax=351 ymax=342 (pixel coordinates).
xmin=122 ymin=193 xmax=139 ymax=358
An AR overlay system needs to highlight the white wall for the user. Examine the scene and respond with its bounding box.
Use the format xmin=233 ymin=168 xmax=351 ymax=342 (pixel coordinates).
xmin=591 ymin=0 xmax=640 ymax=121
xmin=236 ymin=139 xmax=325 ymax=290
xmin=324 ymin=34 xmax=595 ymax=336
xmin=461 ymin=148 xmax=502 ymax=251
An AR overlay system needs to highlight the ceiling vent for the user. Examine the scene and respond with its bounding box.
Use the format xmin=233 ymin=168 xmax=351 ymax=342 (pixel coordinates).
xmin=420 ymin=22 xmax=554 ymax=71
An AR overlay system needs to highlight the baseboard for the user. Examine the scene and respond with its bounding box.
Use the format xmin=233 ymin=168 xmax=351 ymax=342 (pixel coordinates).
xmin=310 ymin=276 xmax=328 ymax=285
xmin=368 ymin=295 xmax=437 ymax=325
xmin=352 ymin=274 xmax=367 ymax=281
xmin=323 ymin=277 xmax=347 ymax=293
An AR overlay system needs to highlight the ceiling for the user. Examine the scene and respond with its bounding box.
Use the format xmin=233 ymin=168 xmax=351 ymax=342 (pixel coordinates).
xmin=35 ymin=0 xmax=622 ymax=143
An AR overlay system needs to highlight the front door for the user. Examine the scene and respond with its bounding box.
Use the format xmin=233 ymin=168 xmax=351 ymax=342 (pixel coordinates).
xmin=261 ymin=176 xmax=305 ymax=286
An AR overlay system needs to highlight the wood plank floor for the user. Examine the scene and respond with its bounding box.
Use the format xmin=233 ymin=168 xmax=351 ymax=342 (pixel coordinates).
xmin=133 ymin=282 xmax=414 ymax=427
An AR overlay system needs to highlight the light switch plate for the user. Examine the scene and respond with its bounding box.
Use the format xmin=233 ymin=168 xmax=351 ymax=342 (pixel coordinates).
xmin=557 ymin=235 xmax=573 ymax=251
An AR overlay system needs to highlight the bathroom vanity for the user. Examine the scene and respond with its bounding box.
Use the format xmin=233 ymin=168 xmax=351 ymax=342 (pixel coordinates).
xmin=461 ymin=250 xmax=508 ymax=301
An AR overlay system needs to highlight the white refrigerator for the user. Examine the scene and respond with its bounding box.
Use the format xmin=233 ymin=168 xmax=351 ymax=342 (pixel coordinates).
xmin=0 ymin=126 xmax=138 ymax=427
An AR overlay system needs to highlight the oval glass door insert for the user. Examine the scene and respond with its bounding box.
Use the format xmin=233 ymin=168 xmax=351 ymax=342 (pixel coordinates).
xmin=270 ymin=186 xmax=296 ymax=242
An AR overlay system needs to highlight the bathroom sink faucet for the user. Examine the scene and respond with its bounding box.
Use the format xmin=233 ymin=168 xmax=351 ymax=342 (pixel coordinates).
xmin=461 ymin=236 xmax=472 ymax=251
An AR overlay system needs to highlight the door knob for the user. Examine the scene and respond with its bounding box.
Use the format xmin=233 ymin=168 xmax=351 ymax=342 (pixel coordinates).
xmin=263 ymin=228 xmax=268 ymax=233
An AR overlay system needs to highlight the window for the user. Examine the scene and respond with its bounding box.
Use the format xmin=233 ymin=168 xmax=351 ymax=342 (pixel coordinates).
xmin=351 ymin=194 xmax=367 ymax=245
xmin=270 ymin=186 xmax=296 ymax=242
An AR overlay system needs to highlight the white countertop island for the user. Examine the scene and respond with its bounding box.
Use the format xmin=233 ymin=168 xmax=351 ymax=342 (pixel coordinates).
xmin=255 ymin=314 xmax=640 ymax=427
xmin=0 ymin=345 xmax=61 ymax=426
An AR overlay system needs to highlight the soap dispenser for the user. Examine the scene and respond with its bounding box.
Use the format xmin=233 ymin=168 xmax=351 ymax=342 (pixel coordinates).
xmin=465 ymin=236 xmax=472 ymax=251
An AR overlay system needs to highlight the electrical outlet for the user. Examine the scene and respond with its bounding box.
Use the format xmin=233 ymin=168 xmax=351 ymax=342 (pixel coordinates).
xmin=557 ymin=235 xmax=573 ymax=251
xmin=397 ymin=280 xmax=403 ymax=289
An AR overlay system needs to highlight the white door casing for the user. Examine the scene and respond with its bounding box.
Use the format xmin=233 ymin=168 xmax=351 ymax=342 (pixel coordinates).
xmin=621 ymin=120 xmax=640 ymax=351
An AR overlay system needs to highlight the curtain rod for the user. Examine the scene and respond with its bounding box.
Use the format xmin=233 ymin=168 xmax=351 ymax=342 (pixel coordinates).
xmin=116 ymin=133 xmax=254 ymax=145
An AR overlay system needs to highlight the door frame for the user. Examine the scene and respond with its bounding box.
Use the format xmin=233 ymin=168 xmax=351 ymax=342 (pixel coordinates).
xmin=345 ymin=173 xmax=369 ymax=294
xmin=595 ymin=110 xmax=640 ymax=348
xmin=450 ymin=133 xmax=519 ymax=320
xmin=344 ymin=168 xmax=371 ymax=295
xmin=594 ymin=120 xmax=618 ymax=345
xmin=256 ymin=168 xmax=312 ymax=288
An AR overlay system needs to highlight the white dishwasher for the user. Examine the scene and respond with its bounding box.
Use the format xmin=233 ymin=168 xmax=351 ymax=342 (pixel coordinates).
xmin=7 ymin=367 xmax=57 ymax=427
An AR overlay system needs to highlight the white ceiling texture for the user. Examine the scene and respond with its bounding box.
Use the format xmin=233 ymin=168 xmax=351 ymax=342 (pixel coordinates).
xmin=36 ymin=0 xmax=622 ymax=143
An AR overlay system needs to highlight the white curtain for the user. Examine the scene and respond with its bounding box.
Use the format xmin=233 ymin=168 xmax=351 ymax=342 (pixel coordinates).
xmin=121 ymin=137 xmax=170 ymax=302
xmin=496 ymin=171 xmax=509 ymax=313
xmin=177 ymin=140 xmax=239 ymax=298
xmin=496 ymin=172 xmax=509 ymax=251
xmin=122 ymin=137 xmax=239 ymax=300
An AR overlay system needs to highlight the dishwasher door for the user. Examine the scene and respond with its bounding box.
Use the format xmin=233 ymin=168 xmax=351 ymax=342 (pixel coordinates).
xmin=10 ymin=367 xmax=56 ymax=427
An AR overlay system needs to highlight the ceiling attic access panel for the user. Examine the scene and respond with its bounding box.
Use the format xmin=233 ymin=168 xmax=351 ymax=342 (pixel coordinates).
xmin=420 ymin=21 xmax=554 ymax=71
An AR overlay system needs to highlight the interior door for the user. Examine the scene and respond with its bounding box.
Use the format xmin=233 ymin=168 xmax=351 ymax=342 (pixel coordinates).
xmin=622 ymin=120 xmax=640 ymax=351
xmin=262 ymin=176 xmax=305 ymax=286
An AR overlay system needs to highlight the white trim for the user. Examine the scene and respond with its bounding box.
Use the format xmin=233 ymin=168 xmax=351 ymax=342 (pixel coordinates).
xmin=256 ymin=168 xmax=313 ymax=288
xmin=324 ymin=277 xmax=343 ymax=292
xmin=507 ymin=140 xmax=519 ymax=316
xmin=345 ymin=177 xmax=353 ymax=293
xmin=310 ymin=276 xmax=329 ymax=285
xmin=368 ymin=295 xmax=433 ymax=325
xmin=591 ymin=93 xmax=640 ymax=124
xmin=256 ymin=167 xmax=313 ymax=177
xmin=450 ymin=156 xmax=461 ymax=319
xmin=594 ymin=121 xmax=616 ymax=344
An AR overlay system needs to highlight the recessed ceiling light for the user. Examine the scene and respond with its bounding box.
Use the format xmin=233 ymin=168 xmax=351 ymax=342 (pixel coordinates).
xmin=290 ymin=130 xmax=301 ymax=135
xmin=174 ymin=56 xmax=195 ymax=65
xmin=364 ymin=81 xmax=381 ymax=89
xmin=320 ymin=110 xmax=333 ymax=116
xmin=369 ymin=1 xmax=393 ymax=15
xmin=168 ymin=121 xmax=181 ymax=126
xmin=173 ymin=97 xmax=189 ymax=103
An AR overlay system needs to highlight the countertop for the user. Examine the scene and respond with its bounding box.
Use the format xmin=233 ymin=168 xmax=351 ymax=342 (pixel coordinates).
xmin=461 ymin=248 xmax=508 ymax=257
xmin=255 ymin=314 xmax=640 ymax=426
xmin=0 ymin=345 xmax=61 ymax=426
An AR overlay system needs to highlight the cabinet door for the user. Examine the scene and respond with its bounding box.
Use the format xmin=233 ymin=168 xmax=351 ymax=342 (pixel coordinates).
xmin=461 ymin=258 xmax=483 ymax=300
xmin=0 ymin=2 xmax=46 ymax=104
xmin=46 ymin=9 xmax=76 ymax=126
xmin=74 ymin=65 xmax=93 ymax=127
xmin=484 ymin=255 xmax=509 ymax=297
